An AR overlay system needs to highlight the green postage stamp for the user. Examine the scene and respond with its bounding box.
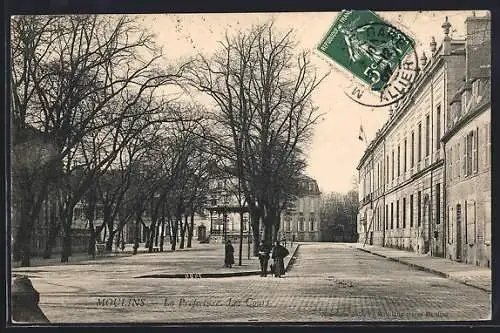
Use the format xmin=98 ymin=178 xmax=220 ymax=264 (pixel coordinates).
xmin=317 ymin=10 xmax=418 ymax=105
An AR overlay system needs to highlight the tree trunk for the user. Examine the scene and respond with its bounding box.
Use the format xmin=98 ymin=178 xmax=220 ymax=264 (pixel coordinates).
xmin=238 ymin=210 xmax=244 ymax=266
xmin=251 ymin=209 xmax=260 ymax=257
xmin=147 ymin=219 xmax=157 ymax=253
xmin=15 ymin=202 xmax=35 ymax=267
xmin=171 ymin=218 xmax=178 ymax=251
xmin=133 ymin=213 xmax=141 ymax=255
xmin=187 ymin=212 xmax=194 ymax=248
xmin=159 ymin=217 xmax=165 ymax=252
xmin=154 ymin=221 xmax=160 ymax=247
xmin=262 ymin=209 xmax=273 ymax=247
xmin=88 ymin=222 xmax=96 ymax=258
xmin=60 ymin=221 xmax=72 ymax=263
xmin=43 ymin=219 xmax=60 ymax=259
xmin=179 ymin=215 xmax=187 ymax=249
xmin=105 ymin=229 xmax=116 ymax=252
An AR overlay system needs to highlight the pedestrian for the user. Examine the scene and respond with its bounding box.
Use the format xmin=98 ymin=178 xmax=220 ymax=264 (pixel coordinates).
xmin=271 ymin=240 xmax=289 ymax=278
xmin=257 ymin=241 xmax=271 ymax=277
xmin=224 ymin=240 xmax=235 ymax=268
xmin=282 ymin=235 xmax=287 ymax=247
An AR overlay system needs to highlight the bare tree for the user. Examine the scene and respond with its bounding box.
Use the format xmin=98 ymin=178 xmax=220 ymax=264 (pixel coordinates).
xmin=10 ymin=14 xmax=190 ymax=265
xmin=183 ymin=22 xmax=329 ymax=254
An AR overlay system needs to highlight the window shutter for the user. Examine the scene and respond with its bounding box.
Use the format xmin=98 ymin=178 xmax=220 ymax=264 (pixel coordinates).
xmin=463 ymin=136 xmax=467 ymax=176
xmin=473 ymin=127 xmax=478 ymax=173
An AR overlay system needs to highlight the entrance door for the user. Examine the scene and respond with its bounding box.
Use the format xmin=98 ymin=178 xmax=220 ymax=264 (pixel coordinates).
xmin=456 ymin=204 xmax=462 ymax=261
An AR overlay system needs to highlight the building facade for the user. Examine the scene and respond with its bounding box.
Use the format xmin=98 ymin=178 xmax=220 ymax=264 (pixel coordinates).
xmin=356 ymin=14 xmax=490 ymax=267
xmin=442 ymin=15 xmax=491 ymax=267
xmin=281 ymin=176 xmax=322 ymax=242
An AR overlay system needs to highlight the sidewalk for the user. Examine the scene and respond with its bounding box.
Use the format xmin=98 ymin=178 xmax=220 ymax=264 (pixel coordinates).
xmin=12 ymin=242 xmax=300 ymax=279
xmin=353 ymin=243 xmax=491 ymax=292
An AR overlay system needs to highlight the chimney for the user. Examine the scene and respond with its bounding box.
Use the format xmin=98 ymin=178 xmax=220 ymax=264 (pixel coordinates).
xmin=441 ymin=17 xmax=452 ymax=55
xmin=430 ymin=37 xmax=437 ymax=55
xmin=465 ymin=13 xmax=491 ymax=82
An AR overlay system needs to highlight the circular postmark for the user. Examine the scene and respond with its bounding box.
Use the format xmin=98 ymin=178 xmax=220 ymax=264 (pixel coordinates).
xmin=341 ymin=21 xmax=419 ymax=107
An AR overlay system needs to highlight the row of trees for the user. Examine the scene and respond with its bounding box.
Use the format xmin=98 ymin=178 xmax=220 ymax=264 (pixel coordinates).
xmin=11 ymin=15 xmax=217 ymax=266
xmin=319 ymin=190 xmax=359 ymax=242
xmin=11 ymin=15 xmax=328 ymax=266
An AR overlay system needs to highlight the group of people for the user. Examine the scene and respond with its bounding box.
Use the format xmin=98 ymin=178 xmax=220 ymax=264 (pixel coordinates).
xmin=223 ymin=239 xmax=290 ymax=277
xmin=257 ymin=240 xmax=289 ymax=278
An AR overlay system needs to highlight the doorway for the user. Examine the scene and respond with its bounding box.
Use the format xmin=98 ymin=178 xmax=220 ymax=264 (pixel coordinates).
xmin=456 ymin=204 xmax=462 ymax=261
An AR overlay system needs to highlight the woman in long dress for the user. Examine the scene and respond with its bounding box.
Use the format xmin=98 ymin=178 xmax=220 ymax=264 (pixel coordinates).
xmin=224 ymin=240 xmax=235 ymax=268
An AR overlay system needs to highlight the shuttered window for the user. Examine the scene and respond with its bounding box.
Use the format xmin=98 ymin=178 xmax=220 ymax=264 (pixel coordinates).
xmin=473 ymin=127 xmax=478 ymax=173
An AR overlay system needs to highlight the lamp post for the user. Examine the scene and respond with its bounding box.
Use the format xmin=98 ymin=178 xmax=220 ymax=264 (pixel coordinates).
xmin=222 ymin=192 xmax=229 ymax=243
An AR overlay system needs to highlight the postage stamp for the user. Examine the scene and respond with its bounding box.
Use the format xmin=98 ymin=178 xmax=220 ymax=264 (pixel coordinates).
xmin=317 ymin=10 xmax=419 ymax=107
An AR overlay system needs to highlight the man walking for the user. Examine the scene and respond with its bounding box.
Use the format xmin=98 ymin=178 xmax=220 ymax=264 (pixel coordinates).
xmin=258 ymin=241 xmax=270 ymax=277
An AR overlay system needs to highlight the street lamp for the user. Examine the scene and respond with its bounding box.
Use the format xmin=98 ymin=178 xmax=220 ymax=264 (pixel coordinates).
xmin=222 ymin=192 xmax=229 ymax=243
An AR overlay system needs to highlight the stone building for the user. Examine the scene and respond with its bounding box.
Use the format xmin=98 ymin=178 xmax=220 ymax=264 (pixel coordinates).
xmin=356 ymin=13 xmax=490 ymax=267
xmin=11 ymin=124 xmax=89 ymax=259
xmin=441 ymin=14 xmax=491 ymax=267
xmin=281 ymin=176 xmax=322 ymax=242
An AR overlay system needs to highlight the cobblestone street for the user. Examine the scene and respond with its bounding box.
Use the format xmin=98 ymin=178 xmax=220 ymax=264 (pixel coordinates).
xmin=13 ymin=243 xmax=490 ymax=323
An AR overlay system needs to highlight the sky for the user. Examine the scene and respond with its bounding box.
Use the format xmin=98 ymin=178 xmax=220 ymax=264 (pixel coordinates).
xmin=136 ymin=10 xmax=484 ymax=194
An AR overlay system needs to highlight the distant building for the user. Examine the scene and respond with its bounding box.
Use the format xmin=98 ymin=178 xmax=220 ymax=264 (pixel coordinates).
xmin=356 ymin=14 xmax=490 ymax=268
xmin=11 ymin=124 xmax=89 ymax=258
xmin=281 ymin=176 xmax=322 ymax=242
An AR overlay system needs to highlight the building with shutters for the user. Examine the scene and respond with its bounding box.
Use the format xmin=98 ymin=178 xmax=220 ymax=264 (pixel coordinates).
xmin=281 ymin=176 xmax=322 ymax=242
xmin=441 ymin=14 xmax=491 ymax=267
xmin=356 ymin=13 xmax=490 ymax=267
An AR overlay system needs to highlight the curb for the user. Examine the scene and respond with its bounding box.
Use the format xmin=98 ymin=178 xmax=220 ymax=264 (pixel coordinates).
xmin=136 ymin=244 xmax=300 ymax=279
xmin=285 ymin=244 xmax=300 ymax=272
xmin=356 ymin=247 xmax=491 ymax=293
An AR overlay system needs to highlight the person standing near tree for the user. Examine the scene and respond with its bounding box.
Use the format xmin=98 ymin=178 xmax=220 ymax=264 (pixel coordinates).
xmin=224 ymin=240 xmax=235 ymax=268
xmin=258 ymin=241 xmax=270 ymax=277
xmin=271 ymin=240 xmax=289 ymax=277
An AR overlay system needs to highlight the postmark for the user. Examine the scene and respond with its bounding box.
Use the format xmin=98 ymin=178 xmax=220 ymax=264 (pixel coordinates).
xmin=317 ymin=10 xmax=419 ymax=107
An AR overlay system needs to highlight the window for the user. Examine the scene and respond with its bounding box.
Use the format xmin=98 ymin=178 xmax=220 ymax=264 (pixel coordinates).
xmin=410 ymin=194 xmax=414 ymax=227
xmin=411 ymin=131 xmax=415 ymax=167
xmin=403 ymin=197 xmax=407 ymax=228
xmin=417 ymin=191 xmax=422 ymax=227
xmin=465 ymin=132 xmax=473 ymax=176
xmin=404 ymin=138 xmax=407 ymax=172
xmin=463 ymin=135 xmax=467 ymax=176
xmin=436 ymin=105 xmax=441 ymax=150
xmin=473 ymin=127 xmax=478 ymax=173
xmin=391 ymin=150 xmax=395 ymax=180
xmin=385 ymin=204 xmax=389 ymax=230
xmin=449 ymin=146 xmax=453 ymax=182
xmin=299 ymin=217 xmax=304 ymax=231
xmin=447 ymin=205 xmax=453 ymax=244
xmin=397 ymin=145 xmax=401 ymax=177
xmin=466 ymin=201 xmax=476 ymax=245
xmin=386 ymin=155 xmax=390 ymax=182
xmin=425 ymin=114 xmax=430 ymax=156
xmin=396 ymin=200 xmax=400 ymax=228
xmin=310 ymin=213 xmax=315 ymax=231
xmin=456 ymin=142 xmax=461 ymax=178
xmin=391 ymin=202 xmax=394 ymax=229
xmin=435 ymin=183 xmax=441 ymax=224
xmin=418 ymin=123 xmax=422 ymax=161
